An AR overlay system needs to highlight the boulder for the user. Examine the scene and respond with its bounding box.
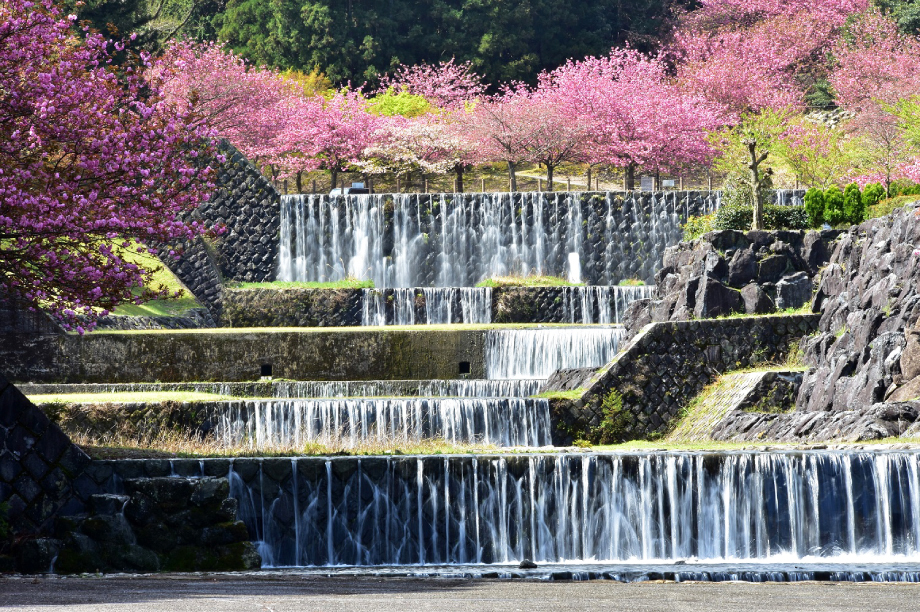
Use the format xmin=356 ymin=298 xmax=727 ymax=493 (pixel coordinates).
xmin=741 ymin=284 xmax=775 ymax=315
xmin=693 ymin=278 xmax=743 ymax=319
xmin=757 ymin=255 xmax=790 ymax=284
xmin=727 ymin=249 xmax=757 ymax=287
xmin=775 ymin=272 xmax=812 ymax=310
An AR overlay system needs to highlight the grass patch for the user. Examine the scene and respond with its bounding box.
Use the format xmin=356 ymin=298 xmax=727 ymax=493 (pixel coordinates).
xmin=476 ymin=274 xmax=583 ymax=288
xmin=70 ymin=426 xmax=504 ymax=459
xmin=229 ymin=278 xmax=374 ymax=290
xmin=868 ymin=195 xmax=917 ymax=220
xmin=617 ymin=278 xmax=646 ymax=287
xmin=109 ymin=243 xmax=201 ymax=317
xmin=30 ymin=391 xmax=235 ymax=404
xmin=534 ymin=388 xmax=586 ymax=400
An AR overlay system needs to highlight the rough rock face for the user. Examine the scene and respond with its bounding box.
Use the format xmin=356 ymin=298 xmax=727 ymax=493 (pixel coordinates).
xmin=624 ymin=229 xmax=842 ymax=338
xmin=797 ymin=203 xmax=920 ymax=413
xmin=16 ymin=477 xmax=261 ymax=574
xmin=712 ymin=402 xmax=920 ymax=443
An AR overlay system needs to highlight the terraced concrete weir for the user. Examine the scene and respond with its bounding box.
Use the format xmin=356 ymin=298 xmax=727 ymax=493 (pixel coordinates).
xmin=221 ymin=450 xmax=920 ymax=568
xmin=23 ymin=379 xmax=545 ymax=399
xmin=210 ymin=397 xmax=552 ymax=449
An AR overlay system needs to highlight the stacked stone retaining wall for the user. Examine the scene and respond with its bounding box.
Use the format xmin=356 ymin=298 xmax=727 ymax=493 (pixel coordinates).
xmin=543 ymin=314 xmax=820 ymax=444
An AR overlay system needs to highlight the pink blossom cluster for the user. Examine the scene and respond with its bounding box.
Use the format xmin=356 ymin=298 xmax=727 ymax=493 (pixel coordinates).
xmin=673 ymin=0 xmax=871 ymax=114
xmin=0 ymin=0 xmax=217 ymax=331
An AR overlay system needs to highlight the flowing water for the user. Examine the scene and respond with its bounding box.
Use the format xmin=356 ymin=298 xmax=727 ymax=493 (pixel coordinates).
xmin=485 ymin=327 xmax=625 ymax=379
xmin=228 ymin=450 xmax=920 ymax=568
xmin=559 ymin=286 xmax=655 ymax=325
xmin=211 ymin=398 xmax=552 ymax=449
xmin=361 ymin=287 xmax=492 ymax=325
xmin=277 ymin=192 xmax=721 ymax=287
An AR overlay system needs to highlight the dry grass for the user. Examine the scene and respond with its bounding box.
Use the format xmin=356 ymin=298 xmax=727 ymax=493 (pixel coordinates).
xmin=31 ymin=391 xmax=235 ymax=405
xmin=476 ymin=274 xmax=583 ymax=288
xmin=70 ymin=425 xmax=501 ymax=460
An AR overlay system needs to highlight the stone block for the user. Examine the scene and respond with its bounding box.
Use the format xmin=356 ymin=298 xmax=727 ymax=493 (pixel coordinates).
xmin=694 ymin=278 xmax=743 ymax=319
xmin=757 ymin=255 xmax=790 ymax=284
xmin=776 ymin=272 xmax=813 ymax=311
xmin=741 ymin=284 xmax=775 ymax=315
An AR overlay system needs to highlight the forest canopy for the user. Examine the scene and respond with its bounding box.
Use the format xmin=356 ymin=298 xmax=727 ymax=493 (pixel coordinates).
xmin=70 ymin=0 xmax=692 ymax=85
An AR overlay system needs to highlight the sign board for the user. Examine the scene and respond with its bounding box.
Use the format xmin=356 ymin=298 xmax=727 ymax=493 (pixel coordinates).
xmin=662 ymin=179 xmax=676 ymax=188
xmin=640 ymin=176 xmax=655 ymax=191
xmin=351 ymin=182 xmax=365 ymax=189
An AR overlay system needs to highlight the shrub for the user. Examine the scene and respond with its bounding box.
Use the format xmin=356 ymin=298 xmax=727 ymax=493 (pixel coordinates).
xmin=763 ymin=204 xmax=809 ymax=230
xmin=682 ymin=213 xmax=714 ymax=240
xmin=803 ymin=187 xmax=825 ymax=228
xmin=823 ymin=185 xmax=846 ymax=226
xmin=863 ymin=183 xmax=886 ymax=209
xmin=713 ymin=204 xmax=753 ymax=230
xmin=843 ymin=182 xmax=865 ymax=224
xmin=713 ymin=203 xmax=808 ymax=231
xmin=596 ymin=389 xmax=632 ymax=444
xmin=890 ymin=180 xmax=920 ymax=197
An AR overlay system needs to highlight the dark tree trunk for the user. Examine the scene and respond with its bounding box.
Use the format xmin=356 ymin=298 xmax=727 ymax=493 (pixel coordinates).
xmin=507 ymin=161 xmax=517 ymax=192
xmin=625 ymin=164 xmax=636 ymax=191
xmin=545 ymin=164 xmax=554 ymax=192
xmin=455 ymin=166 xmax=464 ymax=193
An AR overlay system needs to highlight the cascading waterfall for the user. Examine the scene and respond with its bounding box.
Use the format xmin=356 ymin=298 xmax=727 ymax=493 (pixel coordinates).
xmin=228 ymin=451 xmax=920 ymax=568
xmin=361 ymin=287 xmax=492 ymax=325
xmin=211 ymin=398 xmax=552 ymax=449
xmin=278 ymin=192 xmax=722 ymax=287
xmin=486 ymin=327 xmax=624 ymax=379
xmin=561 ymin=286 xmax=655 ymax=324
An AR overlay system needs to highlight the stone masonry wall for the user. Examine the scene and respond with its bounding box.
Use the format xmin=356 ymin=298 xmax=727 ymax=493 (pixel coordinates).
xmin=202 ymin=140 xmax=280 ymax=283
xmin=542 ymin=314 xmax=820 ymax=444
xmin=222 ymin=288 xmax=365 ymax=327
xmin=0 ymin=372 xmax=92 ymax=554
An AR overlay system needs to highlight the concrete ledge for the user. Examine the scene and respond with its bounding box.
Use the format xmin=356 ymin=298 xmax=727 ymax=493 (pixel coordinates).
xmin=1 ymin=326 xmax=506 ymax=383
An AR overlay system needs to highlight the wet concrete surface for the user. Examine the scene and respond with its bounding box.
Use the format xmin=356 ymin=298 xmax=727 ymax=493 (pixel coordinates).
xmin=2 ymin=574 xmax=920 ymax=612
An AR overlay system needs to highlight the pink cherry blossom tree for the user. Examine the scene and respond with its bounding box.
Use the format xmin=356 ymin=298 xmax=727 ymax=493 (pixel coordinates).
xmin=150 ymin=40 xmax=291 ymax=164
xmin=377 ymin=59 xmax=486 ymax=110
xmin=0 ymin=0 xmax=217 ymax=331
xmin=277 ymin=89 xmax=384 ymax=190
xmin=541 ymin=48 xmax=723 ymax=189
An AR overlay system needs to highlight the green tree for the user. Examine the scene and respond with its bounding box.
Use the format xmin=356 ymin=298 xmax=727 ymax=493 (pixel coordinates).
xmin=843 ymin=182 xmax=865 ymax=224
xmin=214 ymin=0 xmax=692 ymax=88
xmin=863 ymin=182 xmax=886 ymax=208
xmin=803 ymin=187 xmax=826 ymax=228
xmin=824 ymin=185 xmax=847 ymax=226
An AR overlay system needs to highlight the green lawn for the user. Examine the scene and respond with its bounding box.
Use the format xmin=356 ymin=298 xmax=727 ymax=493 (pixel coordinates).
xmin=109 ymin=243 xmax=201 ymax=317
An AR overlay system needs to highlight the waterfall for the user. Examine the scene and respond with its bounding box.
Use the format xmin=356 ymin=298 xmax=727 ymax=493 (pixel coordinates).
xmin=229 ymin=451 xmax=920 ymax=568
xmin=561 ymin=286 xmax=655 ymax=324
xmin=270 ymin=379 xmax=544 ymax=399
xmin=211 ymin=398 xmax=552 ymax=449
xmin=486 ymin=327 xmax=625 ymax=379
xmin=278 ymin=192 xmax=721 ymax=287
xmin=360 ymin=287 xmax=492 ymax=325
